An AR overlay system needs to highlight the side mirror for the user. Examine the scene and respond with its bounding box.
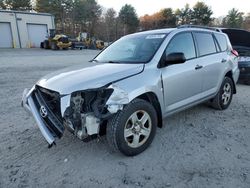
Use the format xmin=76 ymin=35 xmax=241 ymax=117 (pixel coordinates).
xmin=165 ymin=52 xmax=186 ymax=65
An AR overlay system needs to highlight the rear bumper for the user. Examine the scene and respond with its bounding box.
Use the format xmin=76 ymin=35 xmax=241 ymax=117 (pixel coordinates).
xmin=239 ymin=73 xmax=250 ymax=78
xmin=238 ymin=66 xmax=250 ymax=81
xmin=21 ymin=87 xmax=56 ymax=145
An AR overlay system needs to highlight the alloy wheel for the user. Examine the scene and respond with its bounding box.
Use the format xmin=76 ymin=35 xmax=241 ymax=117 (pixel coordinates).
xmin=222 ymin=83 xmax=231 ymax=105
xmin=124 ymin=110 xmax=152 ymax=148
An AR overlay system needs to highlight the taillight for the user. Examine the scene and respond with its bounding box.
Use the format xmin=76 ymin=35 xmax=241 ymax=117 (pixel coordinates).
xmin=231 ymin=49 xmax=239 ymax=57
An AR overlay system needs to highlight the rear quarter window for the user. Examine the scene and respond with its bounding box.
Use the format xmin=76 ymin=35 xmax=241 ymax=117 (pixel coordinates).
xmin=194 ymin=32 xmax=217 ymax=56
xmin=215 ymin=33 xmax=228 ymax=51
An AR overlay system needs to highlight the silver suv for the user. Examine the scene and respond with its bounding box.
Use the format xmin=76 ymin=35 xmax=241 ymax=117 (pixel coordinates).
xmin=22 ymin=27 xmax=239 ymax=156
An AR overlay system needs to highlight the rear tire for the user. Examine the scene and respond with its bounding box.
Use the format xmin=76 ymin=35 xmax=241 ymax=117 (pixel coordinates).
xmin=106 ymin=99 xmax=157 ymax=156
xmin=211 ymin=77 xmax=234 ymax=110
xmin=43 ymin=40 xmax=49 ymax=49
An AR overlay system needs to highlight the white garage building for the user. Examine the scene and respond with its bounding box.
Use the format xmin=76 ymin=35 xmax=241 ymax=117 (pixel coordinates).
xmin=0 ymin=10 xmax=54 ymax=48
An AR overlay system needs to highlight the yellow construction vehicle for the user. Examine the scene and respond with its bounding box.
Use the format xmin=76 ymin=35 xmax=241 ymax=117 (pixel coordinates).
xmin=95 ymin=40 xmax=105 ymax=50
xmin=71 ymin=32 xmax=104 ymax=50
xmin=41 ymin=29 xmax=72 ymax=50
xmin=71 ymin=32 xmax=90 ymax=49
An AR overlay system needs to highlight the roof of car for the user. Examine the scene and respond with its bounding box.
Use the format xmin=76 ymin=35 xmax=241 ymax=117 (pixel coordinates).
xmin=134 ymin=26 xmax=222 ymax=36
xmin=127 ymin=25 xmax=231 ymax=39
xmin=136 ymin=28 xmax=175 ymax=35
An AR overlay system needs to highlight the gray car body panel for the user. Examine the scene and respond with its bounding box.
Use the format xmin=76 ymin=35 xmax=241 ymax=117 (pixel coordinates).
xmin=36 ymin=62 xmax=144 ymax=95
xmin=106 ymin=28 xmax=239 ymax=117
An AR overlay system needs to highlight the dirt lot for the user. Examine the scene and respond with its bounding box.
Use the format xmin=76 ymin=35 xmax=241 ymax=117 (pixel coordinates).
xmin=0 ymin=49 xmax=250 ymax=188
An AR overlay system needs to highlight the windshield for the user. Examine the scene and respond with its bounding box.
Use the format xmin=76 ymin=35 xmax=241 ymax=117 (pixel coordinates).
xmin=94 ymin=33 xmax=167 ymax=63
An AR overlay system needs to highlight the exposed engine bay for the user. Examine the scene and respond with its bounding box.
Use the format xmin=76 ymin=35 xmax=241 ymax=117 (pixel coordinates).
xmin=63 ymin=89 xmax=114 ymax=141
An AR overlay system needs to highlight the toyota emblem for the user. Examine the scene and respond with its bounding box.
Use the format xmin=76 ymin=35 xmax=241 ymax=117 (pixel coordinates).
xmin=40 ymin=106 xmax=48 ymax=118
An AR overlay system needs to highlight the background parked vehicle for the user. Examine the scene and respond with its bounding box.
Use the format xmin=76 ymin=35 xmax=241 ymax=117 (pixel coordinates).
xmin=70 ymin=32 xmax=105 ymax=50
xmin=40 ymin=29 xmax=72 ymax=50
xmin=221 ymin=29 xmax=250 ymax=85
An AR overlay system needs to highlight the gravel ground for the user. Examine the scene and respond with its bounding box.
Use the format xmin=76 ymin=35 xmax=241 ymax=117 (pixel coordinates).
xmin=0 ymin=49 xmax=250 ymax=188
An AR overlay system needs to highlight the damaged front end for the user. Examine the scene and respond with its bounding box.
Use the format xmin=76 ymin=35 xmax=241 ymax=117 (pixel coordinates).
xmin=62 ymin=88 xmax=115 ymax=140
xmin=22 ymin=86 xmax=63 ymax=147
xmin=22 ymin=84 xmax=129 ymax=146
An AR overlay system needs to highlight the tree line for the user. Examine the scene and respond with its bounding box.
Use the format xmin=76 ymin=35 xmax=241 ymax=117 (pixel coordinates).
xmin=140 ymin=2 xmax=250 ymax=30
xmin=0 ymin=0 xmax=250 ymax=42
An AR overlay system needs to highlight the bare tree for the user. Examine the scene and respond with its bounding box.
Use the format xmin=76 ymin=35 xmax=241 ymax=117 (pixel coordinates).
xmin=104 ymin=8 xmax=117 ymax=41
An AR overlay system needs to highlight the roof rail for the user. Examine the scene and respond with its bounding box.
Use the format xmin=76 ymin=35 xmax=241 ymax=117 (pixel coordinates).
xmin=177 ymin=25 xmax=221 ymax=32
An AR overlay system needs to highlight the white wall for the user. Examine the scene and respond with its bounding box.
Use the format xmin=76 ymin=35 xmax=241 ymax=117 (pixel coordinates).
xmin=16 ymin=13 xmax=54 ymax=48
xmin=0 ymin=11 xmax=54 ymax=48
xmin=0 ymin=12 xmax=20 ymax=48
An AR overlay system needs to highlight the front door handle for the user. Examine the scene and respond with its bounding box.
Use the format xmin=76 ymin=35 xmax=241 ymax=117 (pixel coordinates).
xmin=221 ymin=59 xmax=227 ymax=63
xmin=195 ymin=65 xmax=203 ymax=70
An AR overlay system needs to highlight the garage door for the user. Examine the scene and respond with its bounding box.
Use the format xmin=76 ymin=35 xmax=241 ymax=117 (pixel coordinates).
xmin=0 ymin=22 xmax=13 ymax=48
xmin=27 ymin=24 xmax=47 ymax=48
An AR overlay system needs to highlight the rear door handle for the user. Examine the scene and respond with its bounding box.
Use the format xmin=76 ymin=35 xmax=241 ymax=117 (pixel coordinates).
xmin=221 ymin=59 xmax=227 ymax=63
xmin=195 ymin=65 xmax=203 ymax=70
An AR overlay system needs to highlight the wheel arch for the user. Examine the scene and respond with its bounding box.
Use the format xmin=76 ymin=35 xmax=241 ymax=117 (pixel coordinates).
xmin=136 ymin=92 xmax=163 ymax=128
xmin=225 ymin=71 xmax=236 ymax=94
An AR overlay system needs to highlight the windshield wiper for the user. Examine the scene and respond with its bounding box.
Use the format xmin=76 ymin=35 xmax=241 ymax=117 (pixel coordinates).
xmin=90 ymin=59 xmax=99 ymax=62
xmin=108 ymin=61 xmax=121 ymax=64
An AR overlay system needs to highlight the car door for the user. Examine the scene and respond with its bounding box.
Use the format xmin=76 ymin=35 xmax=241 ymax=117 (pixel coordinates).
xmin=160 ymin=32 xmax=203 ymax=113
xmin=193 ymin=32 xmax=226 ymax=95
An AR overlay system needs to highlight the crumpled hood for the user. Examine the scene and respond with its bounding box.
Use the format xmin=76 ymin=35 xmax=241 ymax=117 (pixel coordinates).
xmin=36 ymin=62 xmax=144 ymax=94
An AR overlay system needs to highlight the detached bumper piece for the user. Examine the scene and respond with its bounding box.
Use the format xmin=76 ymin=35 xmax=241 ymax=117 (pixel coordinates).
xmin=22 ymin=86 xmax=64 ymax=147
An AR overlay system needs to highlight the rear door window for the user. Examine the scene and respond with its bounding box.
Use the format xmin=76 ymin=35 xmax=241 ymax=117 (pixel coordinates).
xmin=194 ymin=32 xmax=217 ymax=56
xmin=214 ymin=33 xmax=228 ymax=51
xmin=166 ymin=32 xmax=196 ymax=60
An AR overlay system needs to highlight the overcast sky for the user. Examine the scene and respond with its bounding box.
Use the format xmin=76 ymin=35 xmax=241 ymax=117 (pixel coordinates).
xmin=97 ymin=0 xmax=250 ymax=17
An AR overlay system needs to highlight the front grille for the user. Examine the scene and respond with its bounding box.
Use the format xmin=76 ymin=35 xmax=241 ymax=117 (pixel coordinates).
xmin=37 ymin=86 xmax=62 ymax=122
xmin=32 ymin=87 xmax=64 ymax=138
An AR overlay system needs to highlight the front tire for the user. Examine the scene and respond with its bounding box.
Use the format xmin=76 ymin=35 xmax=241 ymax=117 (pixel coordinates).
xmin=51 ymin=41 xmax=58 ymax=50
xmin=106 ymin=99 xmax=157 ymax=156
xmin=211 ymin=77 xmax=234 ymax=110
